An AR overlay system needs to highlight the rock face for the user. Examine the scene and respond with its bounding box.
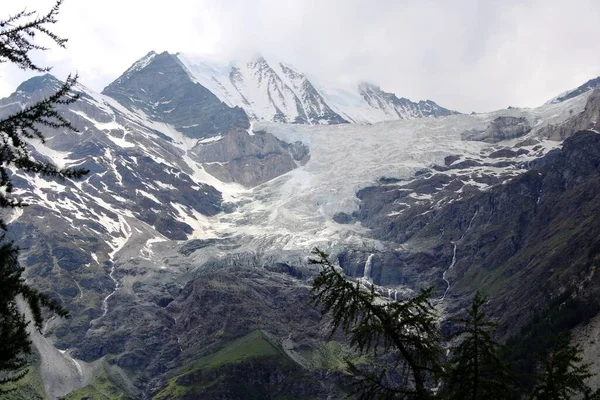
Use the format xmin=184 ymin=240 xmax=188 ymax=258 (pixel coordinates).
xmin=190 ymin=129 xmax=309 ymax=187
xmin=358 ymin=82 xmax=459 ymax=119
xmin=353 ymin=131 xmax=600 ymax=337
xmin=278 ymin=62 xmax=349 ymax=124
xmin=71 ymin=258 xmax=348 ymax=398
xmin=103 ymin=51 xmax=250 ymax=139
xmin=461 ymin=116 xmax=532 ymax=142
xmin=538 ymin=88 xmax=600 ymax=140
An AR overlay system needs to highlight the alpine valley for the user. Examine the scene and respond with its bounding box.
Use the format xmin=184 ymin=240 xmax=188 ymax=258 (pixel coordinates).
xmin=3 ymin=50 xmax=600 ymax=399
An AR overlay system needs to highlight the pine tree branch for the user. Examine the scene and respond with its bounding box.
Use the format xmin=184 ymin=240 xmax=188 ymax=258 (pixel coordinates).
xmin=0 ymin=0 xmax=67 ymax=72
xmin=310 ymin=248 xmax=440 ymax=399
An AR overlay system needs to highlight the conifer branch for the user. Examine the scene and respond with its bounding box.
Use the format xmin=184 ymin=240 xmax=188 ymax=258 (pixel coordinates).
xmin=310 ymin=248 xmax=441 ymax=399
xmin=0 ymin=0 xmax=67 ymax=72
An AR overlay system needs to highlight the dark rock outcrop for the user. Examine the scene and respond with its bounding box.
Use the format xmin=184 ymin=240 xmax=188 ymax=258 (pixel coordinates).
xmin=462 ymin=116 xmax=532 ymax=142
xmin=103 ymin=51 xmax=249 ymax=139
xmin=190 ymin=129 xmax=310 ymax=187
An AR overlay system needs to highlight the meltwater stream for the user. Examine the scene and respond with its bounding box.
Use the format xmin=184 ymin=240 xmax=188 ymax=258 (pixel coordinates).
xmin=438 ymin=208 xmax=479 ymax=304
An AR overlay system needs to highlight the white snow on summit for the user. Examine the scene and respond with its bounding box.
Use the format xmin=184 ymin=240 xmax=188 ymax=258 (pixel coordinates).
xmin=177 ymin=53 xmax=456 ymax=125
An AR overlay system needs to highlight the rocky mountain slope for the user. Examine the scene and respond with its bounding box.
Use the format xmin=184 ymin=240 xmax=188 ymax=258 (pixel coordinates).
xmin=548 ymin=75 xmax=600 ymax=104
xmin=102 ymin=52 xmax=249 ymax=139
xmin=178 ymin=52 xmax=458 ymax=124
xmin=351 ymin=129 xmax=600 ymax=331
xmin=3 ymin=58 xmax=600 ymax=399
xmin=0 ymin=71 xmax=312 ymax=398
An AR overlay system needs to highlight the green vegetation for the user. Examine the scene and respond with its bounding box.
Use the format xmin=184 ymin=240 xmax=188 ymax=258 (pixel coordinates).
xmin=531 ymin=336 xmax=600 ymax=400
xmin=1 ymin=366 xmax=46 ymax=400
xmin=298 ymin=341 xmax=349 ymax=371
xmin=184 ymin=329 xmax=284 ymax=372
xmin=0 ymin=345 xmax=46 ymax=399
xmin=442 ymin=292 xmax=515 ymax=400
xmin=153 ymin=330 xmax=314 ymax=400
xmin=310 ymin=248 xmax=441 ymax=399
xmin=503 ymin=288 xmax=600 ymax=390
xmin=310 ymin=248 xmax=600 ymax=400
xmin=61 ymin=369 xmax=130 ymax=400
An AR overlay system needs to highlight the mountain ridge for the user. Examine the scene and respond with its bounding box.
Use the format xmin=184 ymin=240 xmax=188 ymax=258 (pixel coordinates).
xmin=175 ymin=51 xmax=459 ymax=124
xmin=547 ymin=75 xmax=600 ymax=105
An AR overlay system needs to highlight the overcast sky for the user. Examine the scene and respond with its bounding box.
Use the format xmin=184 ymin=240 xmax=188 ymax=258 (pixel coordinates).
xmin=1 ymin=0 xmax=600 ymax=113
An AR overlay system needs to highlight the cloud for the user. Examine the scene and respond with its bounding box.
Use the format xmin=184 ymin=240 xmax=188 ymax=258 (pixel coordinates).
xmin=1 ymin=0 xmax=599 ymax=112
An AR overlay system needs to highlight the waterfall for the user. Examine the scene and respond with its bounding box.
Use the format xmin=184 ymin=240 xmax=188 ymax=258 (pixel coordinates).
xmin=439 ymin=207 xmax=478 ymax=304
xmin=100 ymin=263 xmax=120 ymax=318
xmin=363 ymin=254 xmax=374 ymax=281
xmin=440 ymin=244 xmax=457 ymax=302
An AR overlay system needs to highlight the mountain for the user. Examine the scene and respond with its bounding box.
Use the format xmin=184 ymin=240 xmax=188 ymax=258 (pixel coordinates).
xmin=356 ymin=82 xmax=457 ymax=119
xmin=102 ymin=51 xmax=250 ymax=139
xmin=0 ymin=70 xmax=315 ymax=398
xmin=102 ymin=49 xmax=458 ymax=127
xmin=3 ymin=57 xmax=600 ymax=399
xmin=547 ymin=75 xmax=600 ymax=104
xmin=177 ymin=52 xmax=458 ymax=124
xmin=352 ymin=129 xmax=600 ymax=332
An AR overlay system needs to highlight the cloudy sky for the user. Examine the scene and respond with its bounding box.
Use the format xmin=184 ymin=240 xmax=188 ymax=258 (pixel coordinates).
xmin=1 ymin=0 xmax=600 ymax=113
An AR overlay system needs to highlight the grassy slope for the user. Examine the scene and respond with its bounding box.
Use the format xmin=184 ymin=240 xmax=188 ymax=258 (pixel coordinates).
xmin=62 ymin=368 xmax=130 ymax=400
xmin=153 ymin=330 xmax=350 ymax=400
xmin=153 ymin=330 xmax=287 ymax=399
xmin=2 ymin=366 xmax=47 ymax=400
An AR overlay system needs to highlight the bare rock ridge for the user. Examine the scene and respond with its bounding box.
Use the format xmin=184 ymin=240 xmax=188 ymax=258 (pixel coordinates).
xmin=358 ymin=82 xmax=458 ymax=119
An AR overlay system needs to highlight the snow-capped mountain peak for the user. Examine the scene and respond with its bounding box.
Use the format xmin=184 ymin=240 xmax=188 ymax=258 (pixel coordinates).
xmin=357 ymin=82 xmax=457 ymax=119
xmin=176 ymin=52 xmax=457 ymax=125
xmin=546 ymin=76 xmax=600 ymax=105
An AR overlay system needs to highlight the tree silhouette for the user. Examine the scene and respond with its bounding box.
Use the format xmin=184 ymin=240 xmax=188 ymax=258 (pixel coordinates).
xmin=0 ymin=0 xmax=88 ymax=392
xmin=531 ymin=335 xmax=599 ymax=400
xmin=310 ymin=248 xmax=441 ymax=399
xmin=441 ymin=292 xmax=515 ymax=400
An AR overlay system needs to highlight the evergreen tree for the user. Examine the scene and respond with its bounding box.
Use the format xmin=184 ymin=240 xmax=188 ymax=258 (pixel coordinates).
xmin=0 ymin=0 xmax=88 ymax=392
xmin=530 ymin=335 xmax=599 ymax=400
xmin=0 ymin=240 xmax=69 ymax=392
xmin=310 ymin=248 xmax=441 ymax=400
xmin=309 ymin=248 xmax=600 ymax=399
xmin=441 ymin=292 xmax=515 ymax=400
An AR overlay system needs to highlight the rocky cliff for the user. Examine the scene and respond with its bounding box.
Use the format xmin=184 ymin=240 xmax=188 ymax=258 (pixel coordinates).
xmin=350 ymin=130 xmax=600 ymax=338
